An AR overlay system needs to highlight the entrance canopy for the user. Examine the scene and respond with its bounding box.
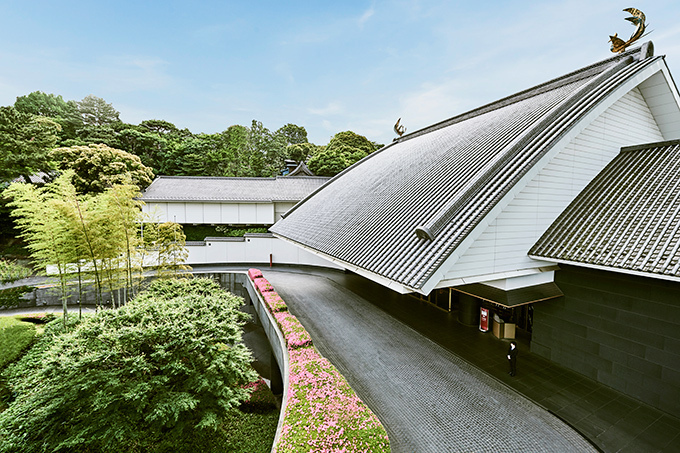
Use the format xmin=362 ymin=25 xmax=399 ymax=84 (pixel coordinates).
xmin=452 ymin=282 xmax=563 ymax=308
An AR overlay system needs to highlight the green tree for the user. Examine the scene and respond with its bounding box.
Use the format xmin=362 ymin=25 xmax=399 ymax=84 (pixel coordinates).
xmin=77 ymin=94 xmax=120 ymax=126
xmin=307 ymin=131 xmax=378 ymax=176
xmin=3 ymin=179 xmax=75 ymax=326
xmin=0 ymin=278 xmax=258 ymax=452
xmin=276 ymin=123 xmax=308 ymax=146
xmin=14 ymin=91 xmax=82 ymax=142
xmin=286 ymin=142 xmax=324 ymax=163
xmin=0 ymin=106 xmax=60 ymax=183
xmin=51 ymin=144 xmax=154 ymax=193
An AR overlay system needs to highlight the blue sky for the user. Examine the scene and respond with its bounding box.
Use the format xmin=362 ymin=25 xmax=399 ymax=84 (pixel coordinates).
xmin=1 ymin=1 xmax=679 ymax=145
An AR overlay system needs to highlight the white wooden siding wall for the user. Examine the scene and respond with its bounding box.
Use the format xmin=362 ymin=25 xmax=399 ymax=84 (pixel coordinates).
xmin=442 ymin=87 xmax=665 ymax=282
xmin=275 ymin=202 xmax=296 ymax=221
xmin=143 ymin=202 xmax=275 ymax=224
xmin=185 ymin=236 xmax=343 ymax=269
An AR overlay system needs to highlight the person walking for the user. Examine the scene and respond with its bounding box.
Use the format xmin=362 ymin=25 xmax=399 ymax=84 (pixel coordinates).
xmin=507 ymin=341 xmax=518 ymax=377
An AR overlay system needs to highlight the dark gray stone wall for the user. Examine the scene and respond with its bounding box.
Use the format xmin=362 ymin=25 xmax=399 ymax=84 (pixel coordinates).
xmin=531 ymin=265 xmax=680 ymax=417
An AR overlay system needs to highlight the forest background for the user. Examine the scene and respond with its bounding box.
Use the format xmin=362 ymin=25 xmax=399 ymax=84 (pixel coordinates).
xmin=0 ymin=91 xmax=384 ymax=253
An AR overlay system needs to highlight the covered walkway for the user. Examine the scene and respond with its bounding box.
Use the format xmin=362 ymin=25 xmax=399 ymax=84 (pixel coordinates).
xmin=261 ymin=267 xmax=679 ymax=453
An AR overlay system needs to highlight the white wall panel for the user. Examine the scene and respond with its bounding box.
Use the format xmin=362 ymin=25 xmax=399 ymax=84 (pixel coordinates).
xmin=256 ymin=203 xmax=275 ymax=224
xmin=204 ymin=204 xmax=221 ymax=224
xmin=443 ymin=87 xmax=665 ymax=283
xmin=185 ymin=203 xmax=203 ymax=224
xmin=221 ymin=204 xmax=239 ymax=223
xmin=239 ymin=204 xmax=258 ymax=224
xmin=166 ymin=203 xmax=186 ymax=224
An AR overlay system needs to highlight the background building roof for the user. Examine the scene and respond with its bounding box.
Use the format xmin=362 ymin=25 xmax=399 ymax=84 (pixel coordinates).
xmin=272 ymin=45 xmax=664 ymax=292
xmin=530 ymin=140 xmax=680 ymax=279
xmin=140 ymin=175 xmax=330 ymax=203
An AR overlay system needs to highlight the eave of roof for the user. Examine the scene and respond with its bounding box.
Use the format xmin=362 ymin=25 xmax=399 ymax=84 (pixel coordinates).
xmin=140 ymin=175 xmax=330 ymax=203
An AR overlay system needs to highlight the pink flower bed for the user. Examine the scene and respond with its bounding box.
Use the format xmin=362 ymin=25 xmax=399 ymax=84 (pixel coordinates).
xmin=263 ymin=292 xmax=288 ymax=313
xmin=274 ymin=312 xmax=313 ymax=350
xmin=248 ymin=267 xmax=390 ymax=452
xmin=254 ymin=277 xmax=274 ymax=294
xmin=276 ymin=348 xmax=390 ymax=452
xmin=248 ymin=268 xmax=263 ymax=279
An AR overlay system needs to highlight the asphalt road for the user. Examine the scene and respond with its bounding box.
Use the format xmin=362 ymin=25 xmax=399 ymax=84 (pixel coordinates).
xmin=264 ymin=269 xmax=596 ymax=453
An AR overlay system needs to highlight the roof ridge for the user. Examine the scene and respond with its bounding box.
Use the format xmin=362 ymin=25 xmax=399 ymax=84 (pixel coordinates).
xmin=396 ymin=45 xmax=646 ymax=143
xmin=621 ymin=139 xmax=680 ymax=153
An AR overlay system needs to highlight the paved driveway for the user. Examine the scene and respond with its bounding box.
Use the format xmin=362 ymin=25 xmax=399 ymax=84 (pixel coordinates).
xmin=264 ymin=269 xmax=596 ymax=453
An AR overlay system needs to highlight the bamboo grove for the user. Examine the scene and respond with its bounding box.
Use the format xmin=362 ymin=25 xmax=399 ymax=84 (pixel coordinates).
xmin=3 ymin=171 xmax=189 ymax=327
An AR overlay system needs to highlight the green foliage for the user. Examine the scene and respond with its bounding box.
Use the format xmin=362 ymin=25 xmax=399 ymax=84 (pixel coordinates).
xmin=77 ymin=94 xmax=121 ymax=126
xmin=0 ymin=286 xmax=32 ymax=309
xmin=0 ymin=106 xmax=60 ymax=183
xmin=3 ymin=172 xmax=164 ymax=310
xmin=286 ymin=142 xmax=323 ymax=163
xmin=307 ymin=131 xmax=378 ymax=176
xmin=277 ymin=123 xmax=308 ymax=146
xmin=326 ymin=130 xmax=377 ymax=155
xmin=0 ymin=317 xmax=36 ymax=370
xmin=14 ymin=91 xmax=82 ymax=142
xmin=0 ymin=278 xmax=260 ymax=452
xmin=0 ymin=259 xmax=31 ymax=283
xmin=214 ymin=226 xmax=269 ymax=237
xmin=51 ymin=143 xmax=155 ymax=193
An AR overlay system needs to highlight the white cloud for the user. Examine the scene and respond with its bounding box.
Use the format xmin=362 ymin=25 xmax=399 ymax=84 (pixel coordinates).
xmin=308 ymin=101 xmax=344 ymax=116
xmin=397 ymin=79 xmax=464 ymax=133
xmin=358 ymin=7 xmax=375 ymax=27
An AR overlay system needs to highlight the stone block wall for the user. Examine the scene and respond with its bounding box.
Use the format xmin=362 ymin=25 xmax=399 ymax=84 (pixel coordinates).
xmin=531 ymin=265 xmax=680 ymax=417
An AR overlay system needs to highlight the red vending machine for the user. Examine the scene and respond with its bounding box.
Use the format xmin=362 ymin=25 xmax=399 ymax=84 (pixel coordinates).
xmin=479 ymin=307 xmax=489 ymax=332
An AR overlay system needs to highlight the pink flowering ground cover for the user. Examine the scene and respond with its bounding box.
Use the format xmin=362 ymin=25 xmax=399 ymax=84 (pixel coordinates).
xmin=263 ymin=292 xmax=288 ymax=313
xmin=275 ymin=347 xmax=390 ymax=453
xmin=274 ymin=312 xmax=313 ymax=350
xmin=247 ymin=268 xmax=390 ymax=452
xmin=254 ymin=277 xmax=274 ymax=294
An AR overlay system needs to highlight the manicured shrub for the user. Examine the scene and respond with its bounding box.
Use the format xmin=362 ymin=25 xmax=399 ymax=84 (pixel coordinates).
xmin=0 ymin=317 xmax=36 ymax=370
xmin=274 ymin=312 xmax=313 ymax=350
xmin=248 ymin=268 xmax=263 ymax=280
xmin=276 ymin=347 xmax=390 ymax=452
xmin=254 ymin=277 xmax=274 ymax=293
xmin=0 ymin=278 xmax=259 ymax=453
xmin=240 ymin=378 xmax=278 ymax=414
xmin=263 ymin=292 xmax=288 ymax=313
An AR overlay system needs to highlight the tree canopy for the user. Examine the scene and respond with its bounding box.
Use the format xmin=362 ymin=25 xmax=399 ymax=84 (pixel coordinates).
xmin=0 ymin=106 xmax=61 ymax=183
xmin=51 ymin=143 xmax=154 ymax=193
xmin=0 ymin=278 xmax=258 ymax=452
xmin=3 ymin=90 xmax=383 ymax=181
xmin=307 ymin=130 xmax=380 ymax=176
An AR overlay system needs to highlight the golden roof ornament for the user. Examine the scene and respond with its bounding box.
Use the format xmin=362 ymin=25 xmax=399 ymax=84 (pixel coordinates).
xmin=394 ymin=118 xmax=406 ymax=137
xmin=609 ymin=8 xmax=647 ymax=53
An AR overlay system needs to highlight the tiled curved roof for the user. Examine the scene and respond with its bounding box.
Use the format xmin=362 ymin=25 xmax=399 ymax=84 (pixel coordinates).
xmin=140 ymin=175 xmax=330 ymax=203
xmin=530 ymin=140 xmax=680 ymax=278
xmin=271 ymin=45 xmax=661 ymax=291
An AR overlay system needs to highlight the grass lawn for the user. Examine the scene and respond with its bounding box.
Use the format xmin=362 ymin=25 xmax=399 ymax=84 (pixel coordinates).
xmin=0 ymin=315 xmax=38 ymax=412
xmin=0 ymin=316 xmax=37 ymax=369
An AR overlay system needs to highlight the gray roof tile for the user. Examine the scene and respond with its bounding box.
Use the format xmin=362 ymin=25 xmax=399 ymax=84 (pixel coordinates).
xmin=140 ymin=175 xmax=330 ymax=203
xmin=271 ymin=46 xmax=661 ymax=290
xmin=530 ymin=140 xmax=680 ymax=277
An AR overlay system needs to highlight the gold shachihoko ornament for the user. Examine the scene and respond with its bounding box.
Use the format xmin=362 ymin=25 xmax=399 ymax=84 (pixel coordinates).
xmin=609 ymin=8 xmax=647 ymax=53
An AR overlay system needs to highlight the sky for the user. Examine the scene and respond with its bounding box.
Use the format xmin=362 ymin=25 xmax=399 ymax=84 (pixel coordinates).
xmin=1 ymin=1 xmax=680 ymax=146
